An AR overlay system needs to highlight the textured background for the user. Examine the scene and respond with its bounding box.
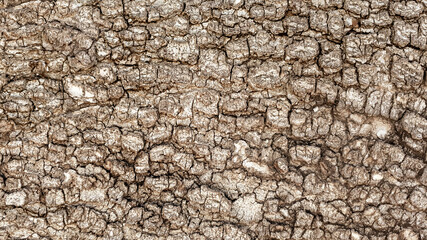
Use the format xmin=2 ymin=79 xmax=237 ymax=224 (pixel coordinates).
xmin=0 ymin=0 xmax=427 ymax=239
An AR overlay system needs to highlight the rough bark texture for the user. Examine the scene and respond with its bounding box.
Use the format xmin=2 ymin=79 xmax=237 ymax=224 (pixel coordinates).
xmin=0 ymin=0 xmax=427 ymax=239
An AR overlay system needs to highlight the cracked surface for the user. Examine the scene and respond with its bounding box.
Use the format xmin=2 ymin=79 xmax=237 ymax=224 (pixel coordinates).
xmin=0 ymin=0 xmax=427 ymax=239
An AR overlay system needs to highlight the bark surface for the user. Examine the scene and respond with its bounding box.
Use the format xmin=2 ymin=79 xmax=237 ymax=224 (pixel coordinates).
xmin=0 ymin=0 xmax=427 ymax=239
